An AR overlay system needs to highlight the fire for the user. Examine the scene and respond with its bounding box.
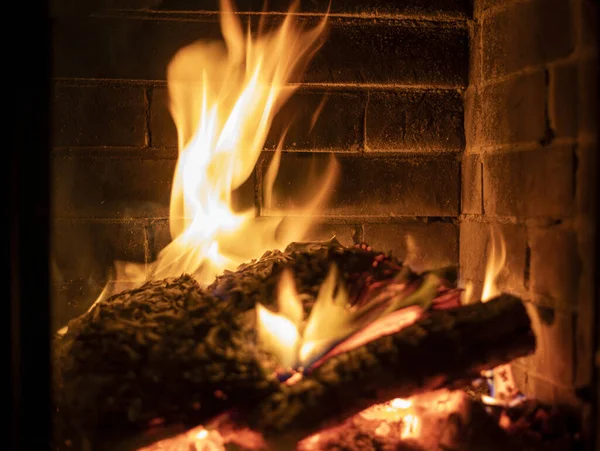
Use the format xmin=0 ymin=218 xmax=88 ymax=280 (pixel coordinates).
xmin=150 ymin=0 xmax=336 ymax=285
xmin=56 ymin=0 xmax=337 ymax=325
xmin=256 ymin=265 xmax=351 ymax=369
xmin=390 ymin=398 xmax=412 ymax=409
xmin=476 ymin=228 xmax=521 ymax=404
xmin=256 ymin=265 xmax=436 ymax=372
xmin=481 ymin=227 xmax=507 ymax=302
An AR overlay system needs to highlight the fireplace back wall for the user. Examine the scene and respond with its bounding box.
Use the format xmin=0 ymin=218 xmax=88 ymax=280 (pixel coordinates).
xmin=51 ymin=0 xmax=598 ymax=439
xmin=463 ymin=0 xmax=598 ymax=431
xmin=51 ymin=0 xmax=469 ymax=328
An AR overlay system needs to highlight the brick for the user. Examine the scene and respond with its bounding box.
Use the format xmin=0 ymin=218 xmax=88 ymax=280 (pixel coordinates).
xmin=479 ymin=0 xmax=515 ymax=12
xmin=312 ymin=21 xmax=468 ymax=86
xmin=579 ymin=0 xmax=599 ymax=49
xmin=52 ymin=156 xmax=175 ymax=218
xmin=301 ymin=223 xmax=360 ymax=247
xmin=52 ymin=219 xmax=148 ymax=281
xmin=363 ymin=221 xmax=458 ymax=271
xmin=549 ymin=61 xmax=578 ymax=139
xmin=148 ymin=218 xmax=171 ymax=260
xmin=511 ymin=364 xmax=581 ymax=406
xmin=529 ymin=226 xmax=581 ymax=310
xmin=461 ymin=154 xmax=482 ymax=214
xmin=578 ymin=56 xmax=598 ymax=138
xmin=260 ymin=153 xmax=460 ymax=216
xmin=366 ymin=89 xmax=464 ymax=151
xmin=53 ymin=84 xmax=147 ymax=147
xmin=482 ymin=0 xmax=574 ymax=80
xmin=573 ymin=232 xmax=596 ymax=388
xmin=469 ymin=21 xmax=482 ymax=86
xmin=52 ymin=280 xmax=105 ymax=331
xmin=510 ymin=365 xmax=557 ymax=405
xmin=268 ymin=90 xmax=365 ymax=151
xmin=156 ymin=0 xmax=472 ymax=18
xmin=151 ymin=87 xmax=366 ymax=151
xmin=466 ymin=71 xmax=546 ymax=148
xmin=483 ymin=147 xmax=574 ymax=217
xmin=459 ymin=220 xmax=527 ymax=296
xmin=519 ymin=305 xmax=576 ymax=388
xmin=149 ymin=87 xmax=176 ymax=148
xmin=232 ymin=174 xmax=257 ymax=213
xmin=51 ymin=218 xmax=148 ymax=329
xmin=53 ymin=17 xmax=468 ymax=86
xmin=53 ymin=18 xmax=221 ymax=81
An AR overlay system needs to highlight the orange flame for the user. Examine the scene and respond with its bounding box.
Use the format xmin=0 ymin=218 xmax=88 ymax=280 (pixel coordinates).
xmin=477 ymin=228 xmax=520 ymax=404
xmin=256 ymin=265 xmax=354 ymax=368
xmin=256 ymin=269 xmax=303 ymax=368
xmin=149 ymin=0 xmax=332 ymax=284
xmin=58 ymin=2 xmax=335 ymax=336
xmin=481 ymin=227 xmax=507 ymax=302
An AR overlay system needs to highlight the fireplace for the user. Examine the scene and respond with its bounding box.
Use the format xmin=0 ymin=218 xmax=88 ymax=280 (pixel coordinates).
xmin=41 ymin=0 xmax=600 ymax=450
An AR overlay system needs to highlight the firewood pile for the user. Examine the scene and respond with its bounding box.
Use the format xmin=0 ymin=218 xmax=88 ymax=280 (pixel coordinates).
xmin=53 ymin=239 xmax=540 ymax=450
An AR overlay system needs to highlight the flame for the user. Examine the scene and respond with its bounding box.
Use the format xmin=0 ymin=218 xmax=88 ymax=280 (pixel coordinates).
xmin=256 ymin=265 xmax=439 ymax=371
xmin=148 ymin=0 xmax=333 ymax=284
xmin=478 ymin=229 xmax=521 ymax=404
xmin=256 ymin=269 xmax=303 ymax=367
xmin=55 ymin=0 xmax=336 ymax=327
xmin=481 ymin=227 xmax=507 ymax=302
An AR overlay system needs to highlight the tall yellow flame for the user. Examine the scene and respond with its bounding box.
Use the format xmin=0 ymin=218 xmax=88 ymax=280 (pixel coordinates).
xmin=150 ymin=0 xmax=330 ymax=284
xmin=58 ymin=1 xmax=335 ymax=335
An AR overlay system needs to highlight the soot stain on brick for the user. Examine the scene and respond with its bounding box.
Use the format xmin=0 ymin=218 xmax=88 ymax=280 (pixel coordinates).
xmin=352 ymin=225 xmax=363 ymax=245
xmin=535 ymin=304 xmax=556 ymax=326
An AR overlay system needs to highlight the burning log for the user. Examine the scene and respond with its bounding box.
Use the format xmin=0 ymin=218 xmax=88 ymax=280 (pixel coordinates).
xmin=240 ymin=293 xmax=536 ymax=444
xmin=53 ymin=242 xmax=535 ymax=450
xmin=53 ymin=275 xmax=280 ymax=443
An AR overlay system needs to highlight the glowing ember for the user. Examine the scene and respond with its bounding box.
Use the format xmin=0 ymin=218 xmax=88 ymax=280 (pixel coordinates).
xmin=401 ymin=413 xmax=419 ymax=438
xmin=390 ymin=398 xmax=412 ymax=410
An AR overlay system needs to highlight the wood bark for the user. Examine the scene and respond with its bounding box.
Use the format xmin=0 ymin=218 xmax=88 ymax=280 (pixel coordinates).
xmin=53 ymin=243 xmax=536 ymax=450
xmin=242 ymin=294 xmax=535 ymax=444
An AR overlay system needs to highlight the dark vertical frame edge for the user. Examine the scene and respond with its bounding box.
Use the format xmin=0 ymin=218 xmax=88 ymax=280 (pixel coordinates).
xmin=9 ymin=0 xmax=52 ymax=449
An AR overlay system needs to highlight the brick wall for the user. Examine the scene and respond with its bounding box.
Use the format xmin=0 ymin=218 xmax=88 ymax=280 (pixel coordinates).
xmin=464 ymin=0 xmax=598 ymax=435
xmin=51 ymin=0 xmax=599 ymax=437
xmin=50 ymin=0 xmax=470 ymax=329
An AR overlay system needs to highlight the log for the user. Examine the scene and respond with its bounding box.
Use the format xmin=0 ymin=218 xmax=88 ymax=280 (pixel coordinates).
xmin=53 ymin=241 xmax=430 ymax=441
xmin=53 ymin=241 xmax=535 ymax=450
xmin=240 ymin=294 xmax=536 ymax=445
xmin=137 ymin=295 xmax=535 ymax=451
xmin=53 ymin=274 xmax=280 ymax=448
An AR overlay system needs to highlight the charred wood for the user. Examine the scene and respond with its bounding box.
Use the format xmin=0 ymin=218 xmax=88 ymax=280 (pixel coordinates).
xmin=242 ymin=294 xmax=536 ymax=444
